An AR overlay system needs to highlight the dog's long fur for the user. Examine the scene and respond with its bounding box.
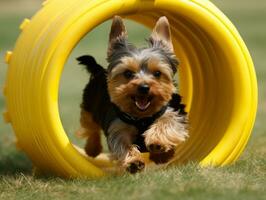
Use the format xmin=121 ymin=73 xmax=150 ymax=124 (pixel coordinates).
xmin=76 ymin=16 xmax=188 ymax=173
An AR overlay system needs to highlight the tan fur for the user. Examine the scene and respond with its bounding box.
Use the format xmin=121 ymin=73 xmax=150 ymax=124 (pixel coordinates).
xmin=122 ymin=146 xmax=144 ymax=169
xmin=151 ymin=16 xmax=173 ymax=51
xmin=110 ymin=57 xmax=140 ymax=79
xmin=76 ymin=109 xmax=102 ymax=157
xmin=108 ymin=16 xmax=127 ymax=57
xmin=107 ymin=56 xmax=175 ymax=118
xmin=147 ymin=57 xmax=173 ymax=81
xmin=108 ymin=77 xmax=175 ymax=118
xmin=144 ymin=108 xmax=188 ymax=154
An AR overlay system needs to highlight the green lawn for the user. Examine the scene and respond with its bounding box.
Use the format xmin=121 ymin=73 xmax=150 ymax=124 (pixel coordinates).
xmin=0 ymin=0 xmax=265 ymax=199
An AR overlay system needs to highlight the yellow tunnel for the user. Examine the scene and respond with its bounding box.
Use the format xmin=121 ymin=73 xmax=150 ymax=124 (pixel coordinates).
xmin=3 ymin=0 xmax=257 ymax=178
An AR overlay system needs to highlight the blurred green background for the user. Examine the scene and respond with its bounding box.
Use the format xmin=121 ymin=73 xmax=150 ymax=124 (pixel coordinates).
xmin=0 ymin=0 xmax=265 ymax=199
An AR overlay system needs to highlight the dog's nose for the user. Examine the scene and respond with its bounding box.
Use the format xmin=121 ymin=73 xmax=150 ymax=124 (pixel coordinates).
xmin=138 ymin=84 xmax=150 ymax=94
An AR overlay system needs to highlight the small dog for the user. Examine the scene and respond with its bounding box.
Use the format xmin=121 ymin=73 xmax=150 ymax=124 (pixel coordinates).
xmin=76 ymin=16 xmax=188 ymax=173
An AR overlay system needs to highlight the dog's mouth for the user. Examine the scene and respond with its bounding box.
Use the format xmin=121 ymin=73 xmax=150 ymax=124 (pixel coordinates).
xmin=132 ymin=96 xmax=152 ymax=111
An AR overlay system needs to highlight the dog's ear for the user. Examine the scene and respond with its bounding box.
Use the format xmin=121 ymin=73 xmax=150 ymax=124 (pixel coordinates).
xmin=149 ymin=16 xmax=174 ymax=51
xmin=108 ymin=16 xmax=128 ymax=57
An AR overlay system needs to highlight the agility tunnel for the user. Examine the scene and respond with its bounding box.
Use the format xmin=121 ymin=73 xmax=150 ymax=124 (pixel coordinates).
xmin=3 ymin=0 xmax=257 ymax=178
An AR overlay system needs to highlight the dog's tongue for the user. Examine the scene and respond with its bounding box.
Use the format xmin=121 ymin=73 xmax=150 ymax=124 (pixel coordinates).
xmin=135 ymin=97 xmax=151 ymax=111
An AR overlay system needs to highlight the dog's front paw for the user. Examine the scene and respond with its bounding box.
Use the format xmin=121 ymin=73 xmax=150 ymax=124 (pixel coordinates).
xmin=121 ymin=146 xmax=145 ymax=174
xmin=146 ymin=141 xmax=176 ymax=164
xmin=149 ymin=148 xmax=175 ymax=164
xmin=126 ymin=159 xmax=145 ymax=174
xmin=144 ymin=110 xmax=188 ymax=164
xmin=147 ymin=142 xmax=174 ymax=154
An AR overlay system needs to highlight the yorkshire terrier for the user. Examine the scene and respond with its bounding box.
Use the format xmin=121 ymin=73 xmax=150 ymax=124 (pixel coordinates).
xmin=76 ymin=16 xmax=188 ymax=173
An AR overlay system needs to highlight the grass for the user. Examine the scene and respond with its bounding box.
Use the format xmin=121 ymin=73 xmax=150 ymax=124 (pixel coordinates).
xmin=0 ymin=158 xmax=265 ymax=200
xmin=0 ymin=0 xmax=266 ymax=199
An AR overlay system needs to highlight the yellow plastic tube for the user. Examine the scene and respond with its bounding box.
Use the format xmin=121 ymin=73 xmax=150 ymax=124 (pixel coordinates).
xmin=3 ymin=0 xmax=257 ymax=178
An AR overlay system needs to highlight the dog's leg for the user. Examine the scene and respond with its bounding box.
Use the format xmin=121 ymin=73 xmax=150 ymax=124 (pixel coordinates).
xmin=144 ymin=108 xmax=188 ymax=164
xmin=76 ymin=109 xmax=102 ymax=157
xmin=107 ymin=119 xmax=145 ymax=173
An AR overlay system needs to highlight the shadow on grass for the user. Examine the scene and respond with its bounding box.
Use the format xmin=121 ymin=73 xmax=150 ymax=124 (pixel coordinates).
xmin=0 ymin=146 xmax=32 ymax=175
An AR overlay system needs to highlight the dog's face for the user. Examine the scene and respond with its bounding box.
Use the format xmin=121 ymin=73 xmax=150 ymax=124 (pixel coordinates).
xmin=107 ymin=16 xmax=179 ymax=118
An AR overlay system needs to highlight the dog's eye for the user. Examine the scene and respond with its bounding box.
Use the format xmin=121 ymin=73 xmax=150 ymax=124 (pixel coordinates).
xmin=153 ymin=71 xmax=161 ymax=78
xmin=123 ymin=70 xmax=134 ymax=79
